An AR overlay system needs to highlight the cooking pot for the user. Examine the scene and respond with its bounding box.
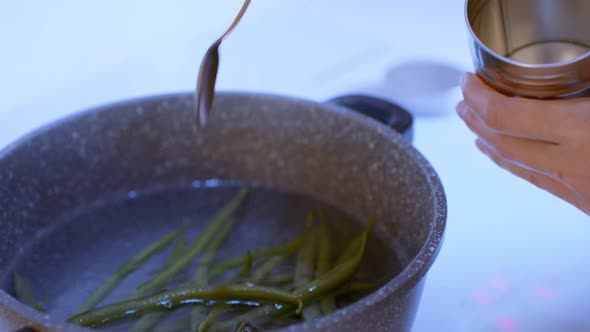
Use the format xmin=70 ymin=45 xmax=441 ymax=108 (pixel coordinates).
xmin=0 ymin=92 xmax=446 ymax=332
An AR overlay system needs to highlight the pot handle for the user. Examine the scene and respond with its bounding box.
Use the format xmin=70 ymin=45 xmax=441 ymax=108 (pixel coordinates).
xmin=325 ymin=94 xmax=414 ymax=142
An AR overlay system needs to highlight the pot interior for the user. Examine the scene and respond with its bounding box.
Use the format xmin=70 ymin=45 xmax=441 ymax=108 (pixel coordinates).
xmin=0 ymin=93 xmax=444 ymax=331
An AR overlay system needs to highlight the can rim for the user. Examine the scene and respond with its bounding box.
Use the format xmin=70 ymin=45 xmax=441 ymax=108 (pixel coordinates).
xmin=464 ymin=0 xmax=590 ymax=69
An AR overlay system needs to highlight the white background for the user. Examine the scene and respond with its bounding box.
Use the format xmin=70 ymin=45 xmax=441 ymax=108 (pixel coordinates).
xmin=1 ymin=1 xmax=589 ymax=331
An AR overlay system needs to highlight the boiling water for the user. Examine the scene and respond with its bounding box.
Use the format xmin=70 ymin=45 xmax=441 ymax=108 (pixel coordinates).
xmin=3 ymin=184 xmax=402 ymax=330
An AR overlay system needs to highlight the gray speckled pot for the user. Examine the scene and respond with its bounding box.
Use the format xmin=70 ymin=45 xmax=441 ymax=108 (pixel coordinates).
xmin=0 ymin=92 xmax=446 ymax=332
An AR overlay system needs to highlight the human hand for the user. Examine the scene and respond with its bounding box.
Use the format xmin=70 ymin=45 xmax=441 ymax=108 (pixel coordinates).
xmin=457 ymin=72 xmax=590 ymax=216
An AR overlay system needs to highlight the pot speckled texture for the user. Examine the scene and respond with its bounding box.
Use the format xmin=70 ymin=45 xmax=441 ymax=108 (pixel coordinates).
xmin=0 ymin=92 xmax=446 ymax=332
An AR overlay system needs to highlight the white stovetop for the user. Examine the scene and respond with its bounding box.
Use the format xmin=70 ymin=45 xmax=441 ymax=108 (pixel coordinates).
xmin=1 ymin=1 xmax=588 ymax=331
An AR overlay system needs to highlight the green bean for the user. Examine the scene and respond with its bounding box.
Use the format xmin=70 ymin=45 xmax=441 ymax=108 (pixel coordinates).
xmin=13 ymin=272 xmax=36 ymax=309
xmin=168 ymin=238 xmax=187 ymax=268
xmin=130 ymin=238 xmax=186 ymax=332
xmin=35 ymin=297 xmax=49 ymax=312
xmin=294 ymin=222 xmax=320 ymax=321
xmin=296 ymin=219 xmax=372 ymax=302
xmin=196 ymin=305 xmax=225 ymax=332
xmin=75 ymin=227 xmax=184 ymax=314
xmin=264 ymin=273 xmax=293 ymax=286
xmin=191 ymin=219 xmax=236 ymax=331
xmin=190 ymin=300 xmax=209 ymax=330
xmin=133 ymin=189 xmax=249 ymax=297
xmin=316 ymin=221 xmax=336 ymax=315
xmin=212 ymin=220 xmax=373 ymax=331
xmin=209 ymin=233 xmax=305 ymax=279
xmin=195 ymin=219 xmax=236 ymax=286
xmin=336 ymin=215 xmax=376 ymax=264
xmin=250 ymin=256 xmax=286 ymax=284
xmin=68 ymin=284 xmax=301 ymax=328
xmin=316 ymin=218 xmax=333 ymax=275
xmin=294 ymin=227 xmax=315 ymax=287
xmin=198 ymin=255 xmax=286 ymax=331
xmin=237 ymin=251 xmax=253 ymax=279
xmin=337 ymin=236 xmax=362 ymax=264
xmin=197 ymin=253 xmax=254 ymax=332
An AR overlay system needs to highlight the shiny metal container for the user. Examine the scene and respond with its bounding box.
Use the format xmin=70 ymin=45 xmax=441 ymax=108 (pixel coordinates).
xmin=465 ymin=0 xmax=590 ymax=98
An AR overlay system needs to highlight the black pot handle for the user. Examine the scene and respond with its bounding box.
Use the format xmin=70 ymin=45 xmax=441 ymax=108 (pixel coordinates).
xmin=325 ymin=94 xmax=414 ymax=142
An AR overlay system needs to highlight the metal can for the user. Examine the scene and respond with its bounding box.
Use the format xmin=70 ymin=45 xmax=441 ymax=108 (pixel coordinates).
xmin=465 ymin=0 xmax=590 ymax=99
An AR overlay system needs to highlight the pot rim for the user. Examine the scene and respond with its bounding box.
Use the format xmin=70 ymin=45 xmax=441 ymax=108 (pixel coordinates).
xmin=0 ymin=91 xmax=447 ymax=332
